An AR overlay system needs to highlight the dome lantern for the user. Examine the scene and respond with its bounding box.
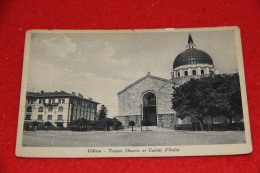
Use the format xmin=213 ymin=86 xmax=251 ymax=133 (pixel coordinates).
xmin=186 ymin=33 xmax=196 ymax=49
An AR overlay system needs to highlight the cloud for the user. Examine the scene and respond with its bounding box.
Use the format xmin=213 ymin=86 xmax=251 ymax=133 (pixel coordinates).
xmin=32 ymin=35 xmax=77 ymax=60
xmin=74 ymin=40 xmax=132 ymax=80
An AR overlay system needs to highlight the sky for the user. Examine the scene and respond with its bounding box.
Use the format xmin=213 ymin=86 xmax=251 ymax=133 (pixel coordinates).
xmin=27 ymin=29 xmax=238 ymax=117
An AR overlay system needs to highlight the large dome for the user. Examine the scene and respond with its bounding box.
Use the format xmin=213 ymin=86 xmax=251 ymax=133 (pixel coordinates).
xmin=173 ymin=48 xmax=213 ymax=69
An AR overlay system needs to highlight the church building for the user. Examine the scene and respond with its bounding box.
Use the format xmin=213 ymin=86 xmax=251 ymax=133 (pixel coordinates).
xmin=116 ymin=34 xmax=217 ymax=128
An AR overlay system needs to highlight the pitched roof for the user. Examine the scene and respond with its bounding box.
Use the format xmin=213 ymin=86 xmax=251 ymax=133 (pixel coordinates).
xmin=26 ymin=91 xmax=99 ymax=104
xmin=118 ymin=74 xmax=173 ymax=95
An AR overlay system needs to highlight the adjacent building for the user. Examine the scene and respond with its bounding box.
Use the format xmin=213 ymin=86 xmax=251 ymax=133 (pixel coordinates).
xmin=24 ymin=91 xmax=99 ymax=128
xmin=116 ymin=34 xmax=217 ymax=128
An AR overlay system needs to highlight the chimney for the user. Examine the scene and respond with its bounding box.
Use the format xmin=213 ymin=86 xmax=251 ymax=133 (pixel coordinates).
xmin=78 ymin=93 xmax=83 ymax=98
xmin=40 ymin=90 xmax=44 ymax=93
xmin=72 ymin=92 xmax=76 ymax=95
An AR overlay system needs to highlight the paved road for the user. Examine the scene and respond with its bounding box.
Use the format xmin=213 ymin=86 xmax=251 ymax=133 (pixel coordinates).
xmin=120 ymin=126 xmax=175 ymax=132
xmin=22 ymin=129 xmax=246 ymax=147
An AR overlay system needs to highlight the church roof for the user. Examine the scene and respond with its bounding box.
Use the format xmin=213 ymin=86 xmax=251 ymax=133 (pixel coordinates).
xmin=173 ymin=48 xmax=213 ymax=68
xmin=117 ymin=73 xmax=173 ymax=95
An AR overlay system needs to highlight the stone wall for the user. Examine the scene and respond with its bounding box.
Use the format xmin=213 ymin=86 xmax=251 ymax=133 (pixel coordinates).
xmin=157 ymin=114 xmax=178 ymax=128
xmin=116 ymin=114 xmax=183 ymax=129
xmin=116 ymin=115 xmax=141 ymax=127
xmin=118 ymin=75 xmax=176 ymax=116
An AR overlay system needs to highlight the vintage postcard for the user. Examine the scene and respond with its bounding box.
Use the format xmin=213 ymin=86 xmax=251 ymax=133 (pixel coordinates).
xmin=16 ymin=27 xmax=252 ymax=158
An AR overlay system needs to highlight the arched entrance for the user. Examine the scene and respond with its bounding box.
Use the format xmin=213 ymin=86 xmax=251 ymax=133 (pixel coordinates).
xmin=142 ymin=92 xmax=157 ymax=126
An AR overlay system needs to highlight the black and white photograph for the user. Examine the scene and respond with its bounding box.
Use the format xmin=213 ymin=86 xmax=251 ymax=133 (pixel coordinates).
xmin=16 ymin=27 xmax=252 ymax=158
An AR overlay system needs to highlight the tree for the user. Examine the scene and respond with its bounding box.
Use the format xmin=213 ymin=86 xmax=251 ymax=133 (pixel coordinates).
xmin=98 ymin=105 xmax=108 ymax=120
xmin=30 ymin=121 xmax=40 ymax=131
xmin=55 ymin=122 xmax=63 ymax=131
xmin=88 ymin=120 xmax=96 ymax=131
xmin=202 ymin=116 xmax=213 ymax=131
xmin=172 ymin=73 xmax=243 ymax=131
xmin=104 ymin=118 xmax=114 ymax=131
xmin=71 ymin=118 xmax=90 ymax=131
xmin=43 ymin=121 xmax=52 ymax=131
xmin=113 ymin=118 xmax=122 ymax=130
xmin=128 ymin=121 xmax=135 ymax=131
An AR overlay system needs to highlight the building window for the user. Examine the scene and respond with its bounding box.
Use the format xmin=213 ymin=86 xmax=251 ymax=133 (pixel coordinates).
xmin=58 ymin=99 xmax=61 ymax=103
xmin=25 ymin=114 xmax=31 ymax=120
xmin=178 ymin=72 xmax=180 ymax=77
xmin=201 ymin=69 xmax=204 ymax=75
xmin=26 ymin=106 xmax=32 ymax=112
xmin=38 ymin=115 xmax=43 ymax=120
xmin=38 ymin=107 xmax=44 ymax=112
xmin=52 ymin=99 xmax=55 ymax=104
xmin=28 ymin=99 xmax=35 ymax=104
xmin=39 ymin=99 xmax=42 ymax=104
xmin=48 ymin=99 xmax=51 ymax=104
xmin=47 ymin=115 xmax=52 ymax=120
xmin=48 ymin=106 xmax=53 ymax=112
xmin=58 ymin=115 xmax=63 ymax=120
xmin=184 ymin=71 xmax=188 ymax=76
xmin=62 ymin=99 xmax=65 ymax=103
xmin=58 ymin=106 xmax=63 ymax=112
xmin=192 ymin=70 xmax=196 ymax=75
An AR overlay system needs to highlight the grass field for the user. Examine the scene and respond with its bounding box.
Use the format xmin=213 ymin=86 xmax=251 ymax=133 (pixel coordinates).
xmin=22 ymin=127 xmax=246 ymax=147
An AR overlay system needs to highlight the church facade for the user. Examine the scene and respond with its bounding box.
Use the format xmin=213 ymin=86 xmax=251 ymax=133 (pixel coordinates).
xmin=116 ymin=34 xmax=217 ymax=129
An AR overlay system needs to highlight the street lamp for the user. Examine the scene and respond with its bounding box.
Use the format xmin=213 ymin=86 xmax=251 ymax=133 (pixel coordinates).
xmin=140 ymin=104 xmax=142 ymax=132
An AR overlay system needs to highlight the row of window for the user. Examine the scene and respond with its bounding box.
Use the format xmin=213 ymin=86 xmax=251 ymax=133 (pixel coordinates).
xmin=27 ymin=98 xmax=66 ymax=104
xmin=177 ymin=69 xmax=205 ymax=77
xmin=39 ymin=98 xmax=66 ymax=104
xmin=71 ymin=114 xmax=94 ymax=121
xmin=26 ymin=106 xmax=95 ymax=115
xmin=73 ymin=100 xmax=96 ymax=109
xmin=25 ymin=114 xmax=63 ymax=121
xmin=27 ymin=99 xmax=36 ymax=104
xmin=26 ymin=106 xmax=64 ymax=113
xmin=72 ymin=107 xmax=94 ymax=113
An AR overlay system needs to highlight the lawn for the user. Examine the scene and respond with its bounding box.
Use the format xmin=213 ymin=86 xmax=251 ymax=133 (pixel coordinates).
xmin=22 ymin=129 xmax=246 ymax=147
